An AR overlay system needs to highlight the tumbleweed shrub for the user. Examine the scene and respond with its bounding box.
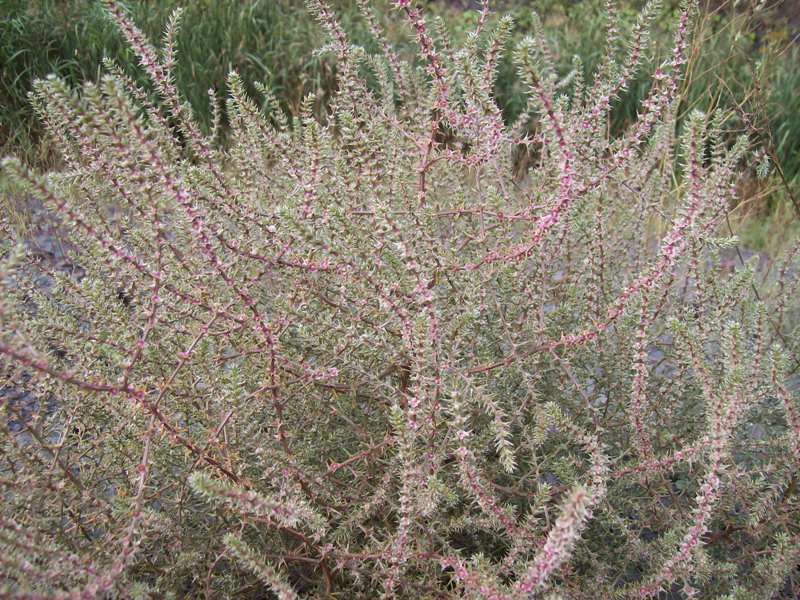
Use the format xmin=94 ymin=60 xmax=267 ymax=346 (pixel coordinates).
xmin=1 ymin=0 xmax=799 ymax=598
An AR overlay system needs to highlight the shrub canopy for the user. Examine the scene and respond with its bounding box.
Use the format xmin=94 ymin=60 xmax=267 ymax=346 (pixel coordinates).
xmin=1 ymin=1 xmax=799 ymax=598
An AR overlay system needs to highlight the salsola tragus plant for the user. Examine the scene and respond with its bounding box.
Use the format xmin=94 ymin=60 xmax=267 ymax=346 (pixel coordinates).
xmin=1 ymin=0 xmax=799 ymax=597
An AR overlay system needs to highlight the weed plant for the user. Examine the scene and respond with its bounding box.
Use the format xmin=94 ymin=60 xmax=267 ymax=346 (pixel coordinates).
xmin=1 ymin=0 xmax=799 ymax=598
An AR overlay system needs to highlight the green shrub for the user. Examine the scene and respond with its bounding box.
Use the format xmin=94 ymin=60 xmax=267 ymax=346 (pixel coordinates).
xmin=1 ymin=0 xmax=799 ymax=597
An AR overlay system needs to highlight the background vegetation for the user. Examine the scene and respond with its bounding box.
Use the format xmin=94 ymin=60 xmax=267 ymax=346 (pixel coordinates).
xmin=2 ymin=0 xmax=799 ymax=251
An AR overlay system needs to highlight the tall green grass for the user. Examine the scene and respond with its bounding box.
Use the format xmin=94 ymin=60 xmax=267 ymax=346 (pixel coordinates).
xmin=0 ymin=0 xmax=377 ymax=166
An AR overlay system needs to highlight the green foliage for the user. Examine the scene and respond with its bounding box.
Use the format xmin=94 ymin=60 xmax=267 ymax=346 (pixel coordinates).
xmin=0 ymin=0 xmax=375 ymax=166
